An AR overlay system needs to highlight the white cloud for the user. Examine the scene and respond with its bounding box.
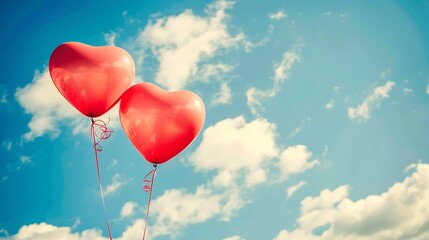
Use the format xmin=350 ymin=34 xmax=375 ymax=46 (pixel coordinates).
xmin=190 ymin=116 xmax=278 ymax=187
xmin=0 ymin=219 xmax=146 ymax=240
xmin=323 ymin=11 xmax=349 ymax=20
xmin=274 ymin=163 xmax=429 ymax=240
xmin=223 ymin=235 xmax=244 ymax=240
xmin=348 ymin=81 xmax=395 ymax=122
xmin=211 ymin=81 xmax=232 ymax=106
xmin=287 ymin=181 xmax=306 ymax=198
xmin=403 ymin=88 xmax=413 ymax=95
xmin=150 ymin=116 xmax=318 ymax=238
xmin=274 ymin=50 xmax=301 ymax=83
xmin=426 ymin=85 xmax=429 ymax=94
xmin=268 ymin=10 xmax=287 ymax=20
xmin=137 ymin=0 xmax=244 ymax=90
xmin=104 ymin=174 xmax=129 ymax=196
xmin=19 ymin=155 xmax=32 ymax=165
xmin=122 ymin=11 xmax=141 ymax=25
xmin=325 ymin=99 xmax=335 ymax=109
xmin=279 ymin=145 xmax=319 ymax=179
xmin=15 ymin=69 xmax=121 ymax=141
xmin=120 ymin=201 xmax=138 ymax=219
xmin=247 ymin=47 xmax=301 ymax=115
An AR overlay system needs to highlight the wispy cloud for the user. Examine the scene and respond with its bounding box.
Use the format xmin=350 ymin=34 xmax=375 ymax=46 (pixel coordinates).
xmin=2 ymin=141 xmax=12 ymax=151
xmin=211 ymin=82 xmax=232 ymax=106
xmin=247 ymin=46 xmax=301 ymax=116
xmin=71 ymin=217 xmax=81 ymax=230
xmin=104 ymin=31 xmax=119 ymax=46
xmin=105 ymin=174 xmax=130 ymax=196
xmin=348 ymin=81 xmax=395 ymax=122
xmin=287 ymin=181 xmax=306 ymax=198
xmin=403 ymin=88 xmax=413 ymax=95
xmin=268 ymin=10 xmax=287 ymax=20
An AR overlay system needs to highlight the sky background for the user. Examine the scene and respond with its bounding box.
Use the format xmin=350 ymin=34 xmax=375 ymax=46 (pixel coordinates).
xmin=1 ymin=0 xmax=429 ymax=239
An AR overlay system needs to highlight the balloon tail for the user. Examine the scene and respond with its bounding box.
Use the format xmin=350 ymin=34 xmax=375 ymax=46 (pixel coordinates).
xmin=142 ymin=164 xmax=157 ymax=240
xmin=90 ymin=118 xmax=113 ymax=240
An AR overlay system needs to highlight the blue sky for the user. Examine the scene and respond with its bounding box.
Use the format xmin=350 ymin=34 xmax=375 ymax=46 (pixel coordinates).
xmin=1 ymin=0 xmax=429 ymax=239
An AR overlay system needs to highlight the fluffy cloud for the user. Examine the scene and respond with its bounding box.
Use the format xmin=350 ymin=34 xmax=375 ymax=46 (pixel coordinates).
xmin=0 ymin=219 xmax=146 ymax=240
xmin=247 ymin=48 xmax=301 ymax=116
xmin=137 ymin=0 xmax=243 ymax=90
xmin=426 ymin=84 xmax=429 ymax=94
xmin=274 ymin=163 xmax=429 ymax=240
xmin=150 ymin=184 xmax=244 ymax=238
xmin=120 ymin=201 xmax=138 ymax=219
xmin=287 ymin=181 xmax=306 ymax=198
xmin=268 ymin=10 xmax=287 ymax=20
xmin=348 ymin=81 xmax=395 ymax=122
xmin=279 ymin=145 xmax=319 ymax=179
xmin=15 ymin=69 xmax=121 ymax=141
xmin=189 ymin=116 xmax=278 ymax=187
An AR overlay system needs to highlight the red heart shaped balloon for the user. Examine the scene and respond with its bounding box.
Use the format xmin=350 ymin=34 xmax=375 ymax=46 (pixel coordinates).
xmin=49 ymin=42 xmax=135 ymax=117
xmin=120 ymin=82 xmax=205 ymax=164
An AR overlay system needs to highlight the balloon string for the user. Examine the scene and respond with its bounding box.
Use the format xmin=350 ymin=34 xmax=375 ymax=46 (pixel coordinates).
xmin=90 ymin=118 xmax=113 ymax=240
xmin=142 ymin=164 xmax=157 ymax=240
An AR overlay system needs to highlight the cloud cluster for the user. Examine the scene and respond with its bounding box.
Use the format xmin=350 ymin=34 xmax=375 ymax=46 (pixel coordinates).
xmin=0 ymin=220 xmax=146 ymax=240
xmin=274 ymin=163 xmax=429 ymax=240
xmin=146 ymin=115 xmax=319 ymax=238
xmin=137 ymin=0 xmax=243 ymax=91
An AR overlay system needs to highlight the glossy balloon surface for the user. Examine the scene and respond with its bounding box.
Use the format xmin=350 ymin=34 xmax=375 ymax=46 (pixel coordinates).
xmin=120 ymin=82 xmax=205 ymax=164
xmin=49 ymin=42 xmax=135 ymax=117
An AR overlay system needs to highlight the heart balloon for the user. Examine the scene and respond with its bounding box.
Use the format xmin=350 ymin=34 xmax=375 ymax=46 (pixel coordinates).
xmin=120 ymin=82 xmax=205 ymax=164
xmin=49 ymin=42 xmax=135 ymax=117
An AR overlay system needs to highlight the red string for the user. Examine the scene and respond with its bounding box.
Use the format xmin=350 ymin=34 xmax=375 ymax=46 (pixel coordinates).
xmin=142 ymin=164 xmax=157 ymax=240
xmin=90 ymin=118 xmax=113 ymax=240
